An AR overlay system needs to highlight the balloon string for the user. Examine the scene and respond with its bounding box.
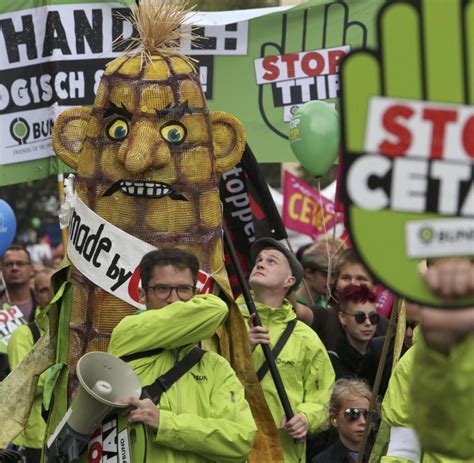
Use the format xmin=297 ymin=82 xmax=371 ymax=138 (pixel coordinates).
xmin=316 ymin=178 xmax=333 ymax=305
xmin=330 ymin=225 xmax=347 ymax=260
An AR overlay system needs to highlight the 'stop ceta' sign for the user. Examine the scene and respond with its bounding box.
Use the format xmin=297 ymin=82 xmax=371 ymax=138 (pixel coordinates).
xmin=341 ymin=0 xmax=473 ymax=308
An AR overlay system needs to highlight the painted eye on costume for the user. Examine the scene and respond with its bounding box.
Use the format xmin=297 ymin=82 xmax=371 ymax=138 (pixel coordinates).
xmin=106 ymin=117 xmax=129 ymax=141
xmin=160 ymin=121 xmax=187 ymax=145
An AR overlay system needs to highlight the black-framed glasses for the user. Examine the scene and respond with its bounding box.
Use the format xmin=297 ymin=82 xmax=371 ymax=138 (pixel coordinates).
xmin=343 ymin=408 xmax=369 ymax=422
xmin=145 ymin=284 xmax=195 ymax=301
xmin=341 ymin=310 xmax=380 ymax=325
xmin=3 ymin=260 xmax=31 ymax=269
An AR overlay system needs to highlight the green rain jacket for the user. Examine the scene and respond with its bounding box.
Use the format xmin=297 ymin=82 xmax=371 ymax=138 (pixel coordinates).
xmin=237 ymin=295 xmax=335 ymax=463
xmin=370 ymin=329 xmax=464 ymax=463
xmin=108 ymin=294 xmax=257 ymax=462
xmin=7 ymin=309 xmax=49 ymax=449
xmin=411 ymin=334 xmax=474 ymax=462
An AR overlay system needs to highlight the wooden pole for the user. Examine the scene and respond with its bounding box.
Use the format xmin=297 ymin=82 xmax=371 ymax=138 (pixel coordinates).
xmin=57 ymin=174 xmax=68 ymax=254
xmin=356 ymin=297 xmax=400 ymax=463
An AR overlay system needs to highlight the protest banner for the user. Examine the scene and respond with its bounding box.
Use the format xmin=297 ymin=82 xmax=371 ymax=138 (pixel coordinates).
xmin=0 ymin=0 xmax=383 ymax=185
xmin=282 ymin=170 xmax=343 ymax=239
xmin=66 ymin=191 xmax=215 ymax=309
xmin=340 ymin=0 xmax=473 ymax=307
xmin=0 ymin=303 xmax=26 ymax=352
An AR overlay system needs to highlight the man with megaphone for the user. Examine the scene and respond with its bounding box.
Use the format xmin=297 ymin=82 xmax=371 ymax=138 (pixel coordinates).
xmin=106 ymin=248 xmax=257 ymax=462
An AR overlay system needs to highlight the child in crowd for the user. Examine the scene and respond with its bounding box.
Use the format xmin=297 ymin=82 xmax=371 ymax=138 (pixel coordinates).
xmin=313 ymin=378 xmax=375 ymax=463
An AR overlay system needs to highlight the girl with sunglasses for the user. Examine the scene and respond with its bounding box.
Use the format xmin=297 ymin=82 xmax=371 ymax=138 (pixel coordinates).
xmin=312 ymin=378 xmax=375 ymax=462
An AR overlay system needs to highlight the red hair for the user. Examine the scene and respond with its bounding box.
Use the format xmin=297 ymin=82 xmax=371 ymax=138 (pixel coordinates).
xmin=339 ymin=284 xmax=377 ymax=306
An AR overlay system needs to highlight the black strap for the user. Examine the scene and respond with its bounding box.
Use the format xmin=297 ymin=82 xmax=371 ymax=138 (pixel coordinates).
xmin=257 ymin=319 xmax=297 ymax=382
xmin=119 ymin=347 xmax=165 ymax=363
xmin=27 ymin=321 xmax=41 ymax=343
xmin=142 ymin=347 xmax=206 ymax=404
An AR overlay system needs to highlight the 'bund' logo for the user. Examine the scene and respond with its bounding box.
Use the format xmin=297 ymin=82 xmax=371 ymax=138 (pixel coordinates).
xmin=9 ymin=116 xmax=53 ymax=145
xmin=419 ymin=226 xmax=434 ymax=244
xmin=9 ymin=117 xmax=30 ymax=144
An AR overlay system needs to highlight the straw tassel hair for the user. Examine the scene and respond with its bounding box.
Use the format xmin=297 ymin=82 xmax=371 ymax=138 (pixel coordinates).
xmin=118 ymin=0 xmax=197 ymax=66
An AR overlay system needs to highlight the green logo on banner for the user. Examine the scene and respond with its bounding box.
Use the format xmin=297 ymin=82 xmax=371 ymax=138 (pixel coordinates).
xmin=340 ymin=0 xmax=474 ymax=308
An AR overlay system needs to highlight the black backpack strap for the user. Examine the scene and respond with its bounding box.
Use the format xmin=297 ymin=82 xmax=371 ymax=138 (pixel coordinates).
xmin=27 ymin=321 xmax=41 ymax=344
xmin=257 ymin=319 xmax=297 ymax=382
xmin=142 ymin=347 xmax=206 ymax=404
xmin=119 ymin=347 xmax=165 ymax=363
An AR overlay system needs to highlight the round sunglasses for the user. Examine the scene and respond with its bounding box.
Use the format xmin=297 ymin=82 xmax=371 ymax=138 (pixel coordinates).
xmin=343 ymin=407 xmax=369 ymax=422
xmin=341 ymin=310 xmax=380 ymax=325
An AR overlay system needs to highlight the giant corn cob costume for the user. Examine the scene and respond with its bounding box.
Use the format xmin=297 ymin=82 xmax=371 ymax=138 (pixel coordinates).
xmin=52 ymin=0 xmax=244 ymax=378
xmin=0 ymin=1 xmax=282 ymax=460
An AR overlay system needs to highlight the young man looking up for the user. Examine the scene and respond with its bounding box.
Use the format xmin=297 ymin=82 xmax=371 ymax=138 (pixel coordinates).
xmin=237 ymin=237 xmax=335 ymax=463
xmin=108 ymin=248 xmax=256 ymax=462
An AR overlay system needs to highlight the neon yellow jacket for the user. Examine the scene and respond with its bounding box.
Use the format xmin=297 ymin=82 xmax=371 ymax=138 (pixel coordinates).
xmin=237 ymin=295 xmax=335 ymax=463
xmin=371 ymin=329 xmax=463 ymax=463
xmin=7 ymin=309 xmax=48 ymax=449
xmin=410 ymin=334 xmax=474 ymax=461
xmin=108 ymin=294 xmax=257 ymax=462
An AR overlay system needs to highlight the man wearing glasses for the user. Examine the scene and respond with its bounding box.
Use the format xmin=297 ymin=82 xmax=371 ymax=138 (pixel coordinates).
xmin=107 ymin=248 xmax=256 ymax=462
xmin=6 ymin=267 xmax=54 ymax=461
xmin=328 ymin=284 xmax=380 ymax=380
xmin=0 ymin=245 xmax=37 ymax=381
xmin=0 ymin=245 xmax=36 ymax=321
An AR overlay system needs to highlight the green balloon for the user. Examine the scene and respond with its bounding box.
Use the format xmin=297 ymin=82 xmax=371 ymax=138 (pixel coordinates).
xmin=31 ymin=217 xmax=41 ymax=229
xmin=288 ymin=101 xmax=340 ymax=177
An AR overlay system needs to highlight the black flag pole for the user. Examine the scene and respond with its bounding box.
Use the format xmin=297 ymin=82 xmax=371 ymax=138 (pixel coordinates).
xmin=223 ymin=223 xmax=295 ymax=422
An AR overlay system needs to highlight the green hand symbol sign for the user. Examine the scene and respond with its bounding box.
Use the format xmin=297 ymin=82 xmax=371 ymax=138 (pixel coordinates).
xmin=256 ymin=1 xmax=374 ymax=139
xmin=340 ymin=0 xmax=474 ymax=307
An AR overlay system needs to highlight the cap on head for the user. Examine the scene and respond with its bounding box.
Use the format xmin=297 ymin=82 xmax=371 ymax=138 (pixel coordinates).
xmin=301 ymin=251 xmax=330 ymax=272
xmin=250 ymin=237 xmax=304 ymax=292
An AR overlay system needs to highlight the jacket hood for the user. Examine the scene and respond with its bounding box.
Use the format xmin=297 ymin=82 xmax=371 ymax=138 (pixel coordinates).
xmin=237 ymin=293 xmax=296 ymax=325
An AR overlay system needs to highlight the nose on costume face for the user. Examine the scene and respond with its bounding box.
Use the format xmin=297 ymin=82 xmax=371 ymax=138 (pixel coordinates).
xmin=119 ymin=123 xmax=172 ymax=175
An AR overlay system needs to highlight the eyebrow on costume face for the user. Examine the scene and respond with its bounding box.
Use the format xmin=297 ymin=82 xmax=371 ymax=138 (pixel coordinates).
xmin=156 ymin=101 xmax=194 ymax=119
xmin=104 ymin=101 xmax=133 ymax=120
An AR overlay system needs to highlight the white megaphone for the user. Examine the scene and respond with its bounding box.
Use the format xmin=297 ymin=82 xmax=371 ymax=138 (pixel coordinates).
xmin=46 ymin=351 xmax=142 ymax=463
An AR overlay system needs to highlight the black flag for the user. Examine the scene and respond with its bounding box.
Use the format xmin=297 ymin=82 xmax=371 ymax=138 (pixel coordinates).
xmin=220 ymin=144 xmax=288 ymax=297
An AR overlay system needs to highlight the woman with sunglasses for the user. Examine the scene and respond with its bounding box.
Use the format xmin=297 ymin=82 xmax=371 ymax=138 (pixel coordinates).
xmin=312 ymin=378 xmax=375 ymax=462
xmin=327 ymin=284 xmax=380 ymax=381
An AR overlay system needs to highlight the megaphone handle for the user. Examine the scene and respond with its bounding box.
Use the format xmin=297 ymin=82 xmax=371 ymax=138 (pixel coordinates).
xmin=67 ymin=441 xmax=81 ymax=463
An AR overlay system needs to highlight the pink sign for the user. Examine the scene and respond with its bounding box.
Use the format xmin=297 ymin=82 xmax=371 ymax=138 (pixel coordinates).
xmin=375 ymin=285 xmax=395 ymax=318
xmin=282 ymin=171 xmax=344 ymax=239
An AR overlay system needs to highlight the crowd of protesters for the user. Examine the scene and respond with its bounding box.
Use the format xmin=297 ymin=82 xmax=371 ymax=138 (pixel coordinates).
xmin=0 ymin=235 xmax=472 ymax=462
